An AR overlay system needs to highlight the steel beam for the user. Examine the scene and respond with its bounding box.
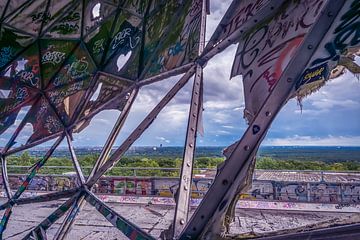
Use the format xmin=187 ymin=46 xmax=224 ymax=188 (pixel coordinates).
xmin=86 ymin=65 xmax=197 ymax=187
xmin=84 ymin=189 xmax=155 ymax=240
xmin=172 ymin=0 xmax=207 ymax=237
xmin=53 ymin=193 xmax=86 ymax=240
xmin=259 ymin=223 xmax=360 ymax=240
xmin=87 ymin=87 xmax=139 ymax=182
xmin=65 ymin=131 xmax=86 ymax=185
xmin=138 ymin=63 xmax=195 ymax=87
xmin=179 ymin=1 xmax=346 ymax=238
xmin=22 ymin=192 xmax=81 ymax=240
xmin=1 ymin=155 xmax=12 ymax=199
xmin=14 ymin=188 xmax=78 ymax=206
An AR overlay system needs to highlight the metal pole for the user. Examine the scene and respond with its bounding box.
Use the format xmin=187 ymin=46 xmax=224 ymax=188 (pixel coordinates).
xmin=1 ymin=155 xmax=12 ymax=199
xmin=87 ymin=87 xmax=139 ymax=182
xmin=65 ymin=131 xmax=86 ymax=184
xmin=86 ymin=65 xmax=197 ymax=187
xmin=173 ymin=0 xmax=207 ymax=237
xmin=53 ymin=194 xmax=86 ymax=240
xmin=179 ymin=1 xmax=345 ymax=238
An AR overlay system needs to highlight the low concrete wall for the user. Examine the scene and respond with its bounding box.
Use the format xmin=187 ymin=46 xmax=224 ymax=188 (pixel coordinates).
xmin=1 ymin=173 xmax=360 ymax=204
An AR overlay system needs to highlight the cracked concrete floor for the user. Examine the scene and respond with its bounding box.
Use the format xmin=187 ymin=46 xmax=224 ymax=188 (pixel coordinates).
xmin=1 ymin=199 xmax=359 ymax=239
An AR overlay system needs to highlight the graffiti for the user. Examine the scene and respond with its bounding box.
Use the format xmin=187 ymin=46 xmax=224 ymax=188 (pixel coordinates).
xmin=47 ymin=81 xmax=85 ymax=105
xmin=44 ymin=115 xmax=62 ymax=134
xmin=31 ymin=11 xmax=52 ymax=25
xmin=65 ymin=57 xmax=89 ymax=80
xmin=50 ymin=11 xmax=80 ymax=35
xmin=168 ymin=42 xmax=185 ymax=56
xmin=231 ymin=0 xmax=325 ymax=122
xmin=1 ymin=174 xmax=359 ymax=205
xmin=93 ymin=38 xmax=105 ymax=54
xmin=312 ymin=1 xmax=360 ymax=65
xmin=111 ymin=27 xmax=140 ymax=50
xmin=42 ymin=51 xmax=66 ymax=65
xmin=16 ymin=87 xmax=29 ymax=100
xmin=0 ymin=47 xmax=14 ymax=68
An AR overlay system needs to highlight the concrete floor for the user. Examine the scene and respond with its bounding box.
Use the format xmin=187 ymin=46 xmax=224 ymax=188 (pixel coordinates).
xmin=1 ymin=199 xmax=359 ymax=239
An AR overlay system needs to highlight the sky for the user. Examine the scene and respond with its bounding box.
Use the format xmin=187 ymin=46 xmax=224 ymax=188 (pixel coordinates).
xmin=1 ymin=1 xmax=359 ymax=148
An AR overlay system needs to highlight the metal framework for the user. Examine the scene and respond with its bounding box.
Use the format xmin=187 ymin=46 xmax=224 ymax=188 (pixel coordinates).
xmin=0 ymin=0 xmax=359 ymax=239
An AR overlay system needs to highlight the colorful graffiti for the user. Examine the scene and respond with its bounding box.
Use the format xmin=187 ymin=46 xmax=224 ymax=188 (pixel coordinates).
xmin=1 ymin=174 xmax=359 ymax=204
xmin=231 ymin=0 xmax=325 ymax=122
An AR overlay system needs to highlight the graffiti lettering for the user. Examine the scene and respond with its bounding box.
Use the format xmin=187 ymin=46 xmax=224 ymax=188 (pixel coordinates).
xmin=16 ymin=88 xmax=28 ymax=100
xmin=65 ymin=57 xmax=89 ymax=80
xmin=93 ymin=38 xmax=105 ymax=54
xmin=42 ymin=51 xmax=66 ymax=65
xmin=111 ymin=28 xmax=140 ymax=50
xmin=312 ymin=1 xmax=360 ymax=65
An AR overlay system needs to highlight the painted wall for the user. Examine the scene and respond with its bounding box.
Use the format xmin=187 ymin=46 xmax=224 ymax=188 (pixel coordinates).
xmin=1 ymin=174 xmax=359 ymax=204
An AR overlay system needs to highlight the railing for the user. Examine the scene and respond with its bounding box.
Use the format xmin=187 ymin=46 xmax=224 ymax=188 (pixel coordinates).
xmin=4 ymin=165 xmax=217 ymax=178
xmin=4 ymin=166 xmax=360 ymax=182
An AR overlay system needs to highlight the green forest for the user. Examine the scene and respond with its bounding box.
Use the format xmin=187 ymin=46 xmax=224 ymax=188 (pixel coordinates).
xmin=5 ymin=152 xmax=360 ymax=177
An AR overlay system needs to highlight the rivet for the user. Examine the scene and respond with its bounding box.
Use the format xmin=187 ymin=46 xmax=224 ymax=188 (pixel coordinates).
xmin=244 ymin=145 xmax=250 ymax=151
xmin=184 ymin=186 xmax=188 ymax=191
xmin=192 ymin=113 xmax=196 ymax=117
xmin=287 ymin=78 xmax=292 ymax=83
xmin=307 ymin=45 xmax=313 ymax=49
xmin=222 ymin=179 xmax=228 ymax=185
xmin=191 ymin=128 xmax=195 ymax=131
xmin=265 ymin=111 xmax=271 ymax=116
xmin=189 ymin=143 xmax=193 ymax=148
xmin=327 ymin=12 xmax=333 ymax=17
xmin=180 ymin=219 xmax=185 ymax=225
xmin=187 ymin=162 xmax=191 ymax=167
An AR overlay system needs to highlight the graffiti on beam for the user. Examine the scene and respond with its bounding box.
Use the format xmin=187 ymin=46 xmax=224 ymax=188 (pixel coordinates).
xmin=312 ymin=1 xmax=360 ymax=66
xmin=231 ymin=0 xmax=325 ymax=122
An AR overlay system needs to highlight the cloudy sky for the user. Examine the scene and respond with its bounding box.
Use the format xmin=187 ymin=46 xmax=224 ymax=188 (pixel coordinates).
xmin=74 ymin=1 xmax=360 ymax=147
xmin=1 ymin=1 xmax=359 ymax=148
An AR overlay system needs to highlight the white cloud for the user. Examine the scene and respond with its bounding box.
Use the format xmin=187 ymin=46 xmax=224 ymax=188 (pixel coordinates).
xmin=264 ymin=135 xmax=360 ymax=146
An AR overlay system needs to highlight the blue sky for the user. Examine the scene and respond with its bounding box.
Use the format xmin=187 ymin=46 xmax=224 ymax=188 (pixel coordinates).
xmin=1 ymin=1 xmax=359 ymax=148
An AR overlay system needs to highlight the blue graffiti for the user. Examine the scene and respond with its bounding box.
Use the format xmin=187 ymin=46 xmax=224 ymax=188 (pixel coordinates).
xmin=0 ymin=47 xmax=14 ymax=68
